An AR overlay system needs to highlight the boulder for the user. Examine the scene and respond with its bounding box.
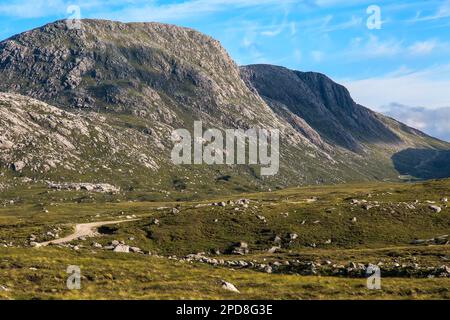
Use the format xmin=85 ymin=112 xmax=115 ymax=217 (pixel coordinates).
xmin=267 ymin=246 xmax=280 ymax=253
xmin=231 ymin=242 xmax=249 ymax=255
xmin=0 ymin=285 xmax=9 ymax=292
xmin=429 ymin=205 xmax=442 ymax=213
xmin=273 ymin=235 xmax=282 ymax=244
xmin=289 ymin=233 xmax=298 ymax=240
xmin=256 ymin=215 xmax=267 ymax=223
xmin=263 ymin=265 xmax=273 ymax=274
xmin=11 ymin=161 xmax=25 ymax=172
xmin=113 ymin=244 xmax=130 ymax=253
xmin=221 ymin=280 xmax=240 ymax=293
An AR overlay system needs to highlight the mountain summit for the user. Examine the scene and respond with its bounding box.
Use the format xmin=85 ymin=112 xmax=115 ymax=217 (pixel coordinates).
xmin=0 ymin=19 xmax=449 ymax=194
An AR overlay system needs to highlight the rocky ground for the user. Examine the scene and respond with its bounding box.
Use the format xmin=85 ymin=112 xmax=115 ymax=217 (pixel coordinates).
xmin=0 ymin=178 xmax=448 ymax=299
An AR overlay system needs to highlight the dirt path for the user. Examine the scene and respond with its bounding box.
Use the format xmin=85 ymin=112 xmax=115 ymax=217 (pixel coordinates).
xmin=38 ymin=219 xmax=140 ymax=247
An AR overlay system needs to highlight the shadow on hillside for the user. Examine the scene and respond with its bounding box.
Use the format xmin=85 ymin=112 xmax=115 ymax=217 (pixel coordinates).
xmin=391 ymin=148 xmax=450 ymax=180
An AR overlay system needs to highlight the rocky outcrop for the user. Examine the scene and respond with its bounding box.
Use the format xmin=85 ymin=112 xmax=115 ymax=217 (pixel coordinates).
xmin=48 ymin=182 xmax=120 ymax=193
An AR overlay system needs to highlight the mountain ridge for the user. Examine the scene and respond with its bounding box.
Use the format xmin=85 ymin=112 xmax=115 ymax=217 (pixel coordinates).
xmin=0 ymin=19 xmax=449 ymax=193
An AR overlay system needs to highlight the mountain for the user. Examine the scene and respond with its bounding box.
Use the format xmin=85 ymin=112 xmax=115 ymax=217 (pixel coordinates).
xmin=0 ymin=19 xmax=449 ymax=195
xmin=241 ymin=65 xmax=402 ymax=152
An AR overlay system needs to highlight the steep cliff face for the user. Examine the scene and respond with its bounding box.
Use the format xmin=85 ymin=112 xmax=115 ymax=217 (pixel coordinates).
xmin=240 ymin=64 xmax=402 ymax=152
xmin=0 ymin=20 xmax=449 ymax=191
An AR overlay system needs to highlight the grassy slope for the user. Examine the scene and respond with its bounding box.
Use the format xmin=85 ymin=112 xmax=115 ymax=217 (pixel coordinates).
xmin=1 ymin=247 xmax=449 ymax=300
xmin=0 ymin=178 xmax=449 ymax=299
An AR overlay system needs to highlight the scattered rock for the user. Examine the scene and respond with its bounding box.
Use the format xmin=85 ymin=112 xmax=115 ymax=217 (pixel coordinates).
xmin=267 ymin=246 xmax=280 ymax=253
xmin=256 ymin=215 xmax=267 ymax=223
xmin=273 ymin=235 xmax=282 ymax=244
xmin=236 ymin=199 xmax=250 ymax=205
xmin=289 ymin=233 xmax=298 ymax=240
xmin=231 ymin=242 xmax=249 ymax=255
xmin=113 ymin=244 xmax=130 ymax=253
xmin=429 ymin=205 xmax=442 ymax=213
xmin=11 ymin=161 xmax=25 ymax=172
xmin=0 ymin=285 xmax=9 ymax=292
xmin=263 ymin=265 xmax=273 ymax=274
xmin=48 ymin=182 xmax=120 ymax=193
xmin=221 ymin=280 xmax=240 ymax=293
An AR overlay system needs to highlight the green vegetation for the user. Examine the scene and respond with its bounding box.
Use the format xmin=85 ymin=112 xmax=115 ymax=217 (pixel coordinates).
xmin=1 ymin=247 xmax=449 ymax=300
xmin=0 ymin=179 xmax=449 ymax=299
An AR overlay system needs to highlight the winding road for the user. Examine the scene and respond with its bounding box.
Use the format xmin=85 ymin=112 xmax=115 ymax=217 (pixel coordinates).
xmin=38 ymin=219 xmax=140 ymax=246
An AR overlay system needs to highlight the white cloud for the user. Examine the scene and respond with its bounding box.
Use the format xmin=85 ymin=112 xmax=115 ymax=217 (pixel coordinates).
xmin=381 ymin=103 xmax=450 ymax=142
xmin=346 ymin=36 xmax=450 ymax=59
xmin=342 ymin=64 xmax=450 ymax=111
xmin=347 ymin=35 xmax=402 ymax=58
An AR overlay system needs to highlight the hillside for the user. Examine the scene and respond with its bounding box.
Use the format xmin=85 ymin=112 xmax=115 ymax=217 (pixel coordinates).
xmin=0 ymin=19 xmax=449 ymax=194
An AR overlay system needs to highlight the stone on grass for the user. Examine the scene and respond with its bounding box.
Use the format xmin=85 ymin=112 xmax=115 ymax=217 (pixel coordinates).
xmin=221 ymin=280 xmax=240 ymax=293
xmin=113 ymin=244 xmax=130 ymax=253
xmin=429 ymin=205 xmax=442 ymax=213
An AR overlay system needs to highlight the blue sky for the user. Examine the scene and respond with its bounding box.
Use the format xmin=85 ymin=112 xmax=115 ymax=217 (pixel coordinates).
xmin=0 ymin=0 xmax=449 ymax=140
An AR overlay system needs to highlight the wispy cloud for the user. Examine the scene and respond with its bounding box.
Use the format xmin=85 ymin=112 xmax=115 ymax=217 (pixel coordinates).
xmin=346 ymin=35 xmax=450 ymax=59
xmin=0 ymin=0 xmax=299 ymax=20
xmin=0 ymin=0 xmax=66 ymax=18
xmin=408 ymin=39 xmax=438 ymax=55
xmin=408 ymin=0 xmax=450 ymax=22
xmin=347 ymin=35 xmax=403 ymax=58
xmin=94 ymin=0 xmax=298 ymax=22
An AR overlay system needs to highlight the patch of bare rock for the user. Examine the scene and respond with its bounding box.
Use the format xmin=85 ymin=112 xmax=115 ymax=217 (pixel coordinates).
xmin=48 ymin=182 xmax=120 ymax=193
